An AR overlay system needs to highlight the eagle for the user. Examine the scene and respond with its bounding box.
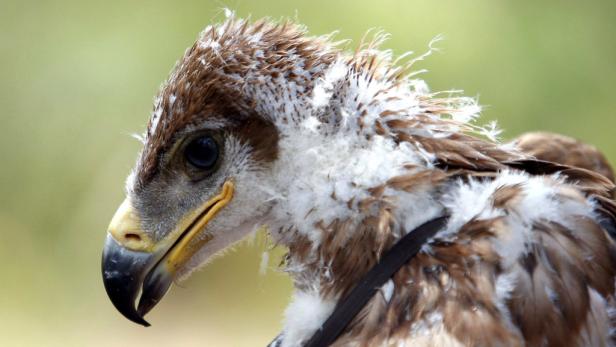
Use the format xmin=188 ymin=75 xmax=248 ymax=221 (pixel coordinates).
xmin=101 ymin=14 xmax=616 ymax=347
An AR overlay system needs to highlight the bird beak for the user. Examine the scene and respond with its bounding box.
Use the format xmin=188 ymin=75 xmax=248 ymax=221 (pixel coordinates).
xmin=101 ymin=181 xmax=234 ymax=326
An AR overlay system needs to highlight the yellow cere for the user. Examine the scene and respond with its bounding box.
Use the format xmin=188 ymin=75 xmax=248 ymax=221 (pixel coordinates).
xmin=107 ymin=198 xmax=155 ymax=252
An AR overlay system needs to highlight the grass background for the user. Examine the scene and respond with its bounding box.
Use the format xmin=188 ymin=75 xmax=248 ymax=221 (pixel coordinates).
xmin=1 ymin=1 xmax=615 ymax=346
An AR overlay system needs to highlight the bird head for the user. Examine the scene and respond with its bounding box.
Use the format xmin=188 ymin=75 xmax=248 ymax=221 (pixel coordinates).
xmin=101 ymin=15 xmax=490 ymax=326
xmin=101 ymin=16 xmax=337 ymax=326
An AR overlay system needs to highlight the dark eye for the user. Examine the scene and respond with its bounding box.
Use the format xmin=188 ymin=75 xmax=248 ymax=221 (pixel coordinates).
xmin=184 ymin=135 xmax=219 ymax=170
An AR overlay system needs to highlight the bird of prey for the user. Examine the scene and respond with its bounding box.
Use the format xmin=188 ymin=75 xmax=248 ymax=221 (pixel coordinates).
xmin=101 ymin=14 xmax=616 ymax=347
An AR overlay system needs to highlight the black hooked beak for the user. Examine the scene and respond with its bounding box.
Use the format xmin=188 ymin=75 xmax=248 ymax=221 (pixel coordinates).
xmin=100 ymin=198 xmax=175 ymax=327
xmin=101 ymin=181 xmax=235 ymax=326
xmin=102 ymin=235 xmax=156 ymax=326
xmin=102 ymin=234 xmax=175 ymax=326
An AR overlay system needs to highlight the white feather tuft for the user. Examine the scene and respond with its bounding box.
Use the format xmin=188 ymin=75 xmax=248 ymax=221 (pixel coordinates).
xmin=382 ymin=279 xmax=395 ymax=303
xmin=259 ymin=251 xmax=270 ymax=275
xmin=281 ymin=290 xmax=336 ymax=347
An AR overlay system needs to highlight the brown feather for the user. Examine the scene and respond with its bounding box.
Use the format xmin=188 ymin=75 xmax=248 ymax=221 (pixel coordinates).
xmin=513 ymin=132 xmax=614 ymax=182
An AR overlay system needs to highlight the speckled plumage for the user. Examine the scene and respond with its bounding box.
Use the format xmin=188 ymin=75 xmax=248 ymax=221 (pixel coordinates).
xmin=126 ymin=13 xmax=616 ymax=347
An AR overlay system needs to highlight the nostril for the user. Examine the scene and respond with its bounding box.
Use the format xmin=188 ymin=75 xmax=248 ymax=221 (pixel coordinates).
xmin=125 ymin=233 xmax=142 ymax=242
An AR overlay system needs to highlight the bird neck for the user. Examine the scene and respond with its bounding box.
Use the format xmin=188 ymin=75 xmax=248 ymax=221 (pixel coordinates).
xmin=268 ymin=153 xmax=448 ymax=345
xmin=269 ymin=134 xmax=448 ymax=296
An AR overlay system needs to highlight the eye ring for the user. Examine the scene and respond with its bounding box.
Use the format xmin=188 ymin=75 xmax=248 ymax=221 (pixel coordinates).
xmin=184 ymin=135 xmax=220 ymax=171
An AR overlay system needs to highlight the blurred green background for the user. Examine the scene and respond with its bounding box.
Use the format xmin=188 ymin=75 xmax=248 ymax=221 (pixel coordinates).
xmin=1 ymin=1 xmax=615 ymax=346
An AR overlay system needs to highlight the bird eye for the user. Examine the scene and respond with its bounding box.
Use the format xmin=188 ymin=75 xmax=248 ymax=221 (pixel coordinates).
xmin=184 ymin=135 xmax=219 ymax=170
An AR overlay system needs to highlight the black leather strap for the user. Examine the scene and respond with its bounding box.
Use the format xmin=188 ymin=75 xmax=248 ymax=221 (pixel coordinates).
xmin=268 ymin=215 xmax=449 ymax=347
